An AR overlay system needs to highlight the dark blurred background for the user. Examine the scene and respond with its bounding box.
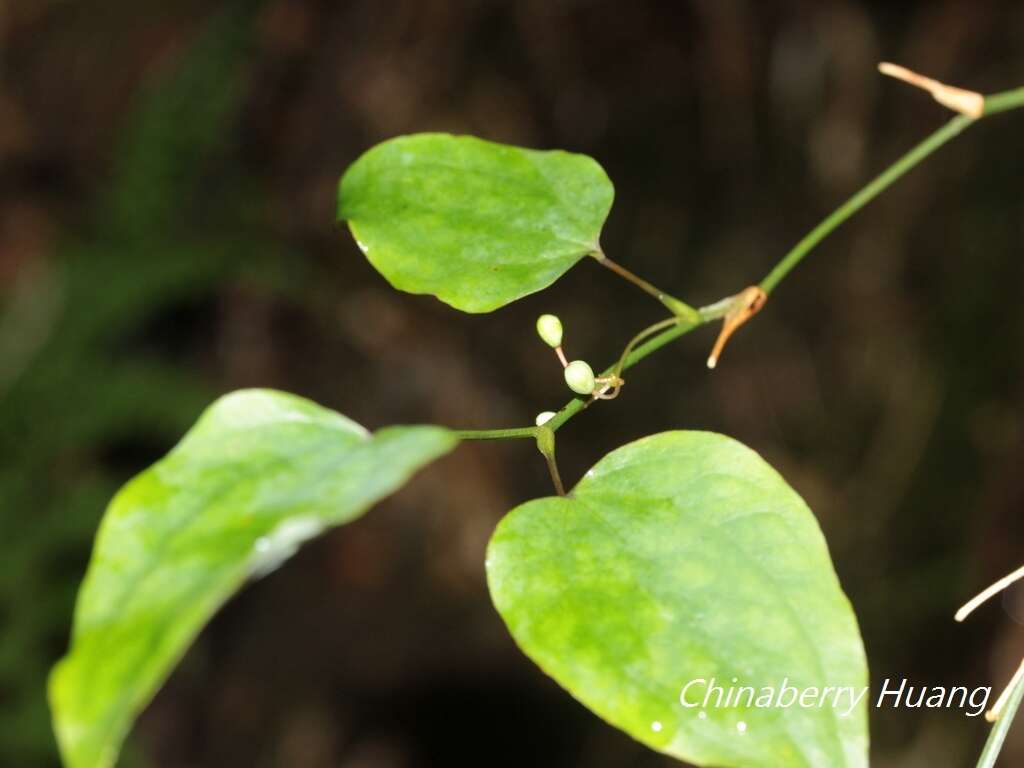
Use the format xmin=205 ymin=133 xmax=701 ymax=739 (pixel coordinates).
xmin=2 ymin=1 xmax=1023 ymax=766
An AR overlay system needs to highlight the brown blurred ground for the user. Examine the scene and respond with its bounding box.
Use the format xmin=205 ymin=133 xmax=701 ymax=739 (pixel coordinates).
xmin=2 ymin=1 xmax=1023 ymax=766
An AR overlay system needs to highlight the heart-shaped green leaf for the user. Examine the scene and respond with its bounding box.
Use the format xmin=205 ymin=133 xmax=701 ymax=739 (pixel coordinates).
xmin=49 ymin=389 xmax=457 ymax=768
xmin=337 ymin=133 xmax=614 ymax=312
xmin=487 ymin=431 xmax=868 ymax=767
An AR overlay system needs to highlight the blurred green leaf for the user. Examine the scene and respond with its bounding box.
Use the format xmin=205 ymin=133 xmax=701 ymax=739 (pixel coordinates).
xmin=487 ymin=431 xmax=868 ymax=767
xmin=98 ymin=3 xmax=259 ymax=241
xmin=49 ymin=389 xmax=457 ymax=768
xmin=0 ymin=6 xmax=269 ymax=763
xmin=337 ymin=133 xmax=614 ymax=312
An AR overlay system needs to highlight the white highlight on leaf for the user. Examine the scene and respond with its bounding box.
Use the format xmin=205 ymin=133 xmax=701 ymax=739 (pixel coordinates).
xmin=250 ymin=516 xmax=325 ymax=578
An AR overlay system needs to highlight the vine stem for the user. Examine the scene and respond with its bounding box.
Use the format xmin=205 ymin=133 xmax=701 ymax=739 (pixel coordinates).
xmin=545 ymin=315 xmax=703 ymax=432
xmin=593 ymin=251 xmax=700 ymax=321
xmin=456 ymin=83 xmax=1024 ymax=444
xmin=612 ymin=317 xmax=682 ymax=382
xmin=534 ymin=426 xmax=565 ymax=495
xmin=453 ymin=426 xmax=538 ymax=440
xmin=760 ymin=84 xmax=1024 ymax=295
xmin=453 ymin=80 xmax=1024 ymax=758
xmin=543 ymin=451 xmax=565 ymax=495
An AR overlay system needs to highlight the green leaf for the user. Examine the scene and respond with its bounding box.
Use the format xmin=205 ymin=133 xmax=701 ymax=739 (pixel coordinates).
xmin=49 ymin=389 xmax=457 ymax=768
xmin=487 ymin=431 xmax=868 ymax=768
xmin=337 ymin=133 xmax=614 ymax=313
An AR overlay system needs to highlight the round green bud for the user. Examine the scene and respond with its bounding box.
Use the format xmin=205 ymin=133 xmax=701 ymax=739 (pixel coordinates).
xmin=564 ymin=360 xmax=596 ymax=395
xmin=536 ymin=314 xmax=563 ymax=348
xmin=534 ymin=411 xmax=556 ymax=426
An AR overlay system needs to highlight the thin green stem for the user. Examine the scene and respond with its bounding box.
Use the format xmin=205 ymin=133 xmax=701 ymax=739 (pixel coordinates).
xmin=535 ymin=426 xmax=565 ymax=495
xmin=545 ymin=315 xmax=705 ymax=432
xmin=454 ymin=83 xmax=1024 ymax=443
xmin=612 ymin=317 xmax=681 ymax=381
xmin=543 ymin=452 xmax=565 ymax=495
xmin=760 ymin=113 xmax=973 ymax=294
xmin=593 ymin=252 xmax=700 ymax=322
xmin=760 ymin=84 xmax=1024 ymax=296
xmin=452 ymin=426 xmax=537 ymax=440
xmin=983 ymin=86 xmax=1024 ymax=115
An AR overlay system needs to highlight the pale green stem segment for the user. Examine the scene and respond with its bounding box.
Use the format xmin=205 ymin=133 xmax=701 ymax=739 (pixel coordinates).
xmin=593 ymin=251 xmax=700 ymax=322
xmin=612 ymin=317 xmax=682 ymax=381
xmin=760 ymin=84 xmax=1024 ymax=295
xmin=459 ymin=84 xmax=1024 ymax=441
xmin=545 ymin=314 xmax=705 ymax=432
xmin=758 ymin=115 xmax=972 ymax=294
xmin=454 ymin=315 xmax=706 ymax=440
xmin=453 ymin=425 xmax=566 ymax=495
xmin=984 ymin=86 xmax=1024 ymax=115
xmin=534 ymin=426 xmax=565 ymax=496
xmin=452 ymin=426 xmax=538 ymax=440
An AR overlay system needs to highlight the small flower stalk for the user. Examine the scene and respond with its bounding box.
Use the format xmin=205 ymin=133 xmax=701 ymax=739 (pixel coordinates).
xmin=537 ymin=314 xmax=568 ymax=367
xmin=537 ymin=313 xmax=624 ymax=400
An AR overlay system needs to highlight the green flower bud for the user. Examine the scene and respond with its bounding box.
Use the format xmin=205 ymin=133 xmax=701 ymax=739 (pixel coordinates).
xmin=564 ymin=360 xmax=596 ymax=395
xmin=536 ymin=314 xmax=563 ymax=348
xmin=534 ymin=411 xmax=556 ymax=426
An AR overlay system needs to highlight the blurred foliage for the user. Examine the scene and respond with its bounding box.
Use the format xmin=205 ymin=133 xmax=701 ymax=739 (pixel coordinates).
xmin=51 ymin=389 xmax=455 ymax=768
xmin=0 ymin=4 xmax=277 ymax=763
xmin=2 ymin=2 xmax=1024 ymax=767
